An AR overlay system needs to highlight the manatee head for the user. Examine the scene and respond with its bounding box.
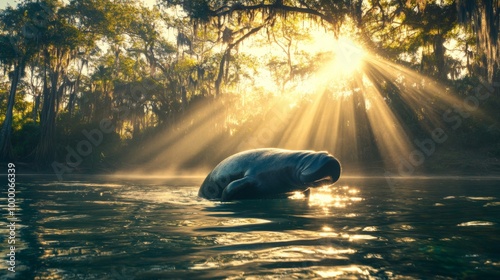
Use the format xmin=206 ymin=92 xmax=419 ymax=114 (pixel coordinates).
xmin=298 ymin=151 xmax=341 ymax=187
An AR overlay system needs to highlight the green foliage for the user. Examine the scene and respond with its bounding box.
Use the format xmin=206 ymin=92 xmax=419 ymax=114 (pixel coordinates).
xmin=0 ymin=82 xmax=31 ymax=128
xmin=54 ymin=112 xmax=123 ymax=168
xmin=12 ymin=121 xmax=40 ymax=160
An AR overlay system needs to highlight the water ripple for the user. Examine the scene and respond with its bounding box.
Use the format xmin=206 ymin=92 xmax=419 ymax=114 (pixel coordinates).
xmin=457 ymin=221 xmax=495 ymax=227
xmin=6 ymin=177 xmax=500 ymax=279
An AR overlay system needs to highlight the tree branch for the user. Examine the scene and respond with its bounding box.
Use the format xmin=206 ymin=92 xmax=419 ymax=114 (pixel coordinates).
xmin=213 ymin=3 xmax=332 ymax=24
xmin=215 ymin=24 xmax=266 ymax=96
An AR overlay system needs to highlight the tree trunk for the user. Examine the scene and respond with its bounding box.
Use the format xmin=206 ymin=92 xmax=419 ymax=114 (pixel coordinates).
xmin=215 ymin=50 xmax=230 ymax=96
xmin=35 ymin=60 xmax=59 ymax=166
xmin=434 ymin=34 xmax=446 ymax=80
xmin=0 ymin=62 xmax=23 ymax=161
xmin=32 ymin=93 xmax=41 ymax=122
xmin=215 ymin=25 xmax=265 ymax=96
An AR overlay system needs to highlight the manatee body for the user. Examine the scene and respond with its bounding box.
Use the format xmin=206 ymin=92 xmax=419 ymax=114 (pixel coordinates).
xmin=198 ymin=148 xmax=341 ymax=201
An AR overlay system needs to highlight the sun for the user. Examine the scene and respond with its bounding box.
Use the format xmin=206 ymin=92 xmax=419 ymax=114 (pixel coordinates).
xmin=328 ymin=36 xmax=366 ymax=77
xmin=237 ymin=26 xmax=367 ymax=97
xmin=290 ymin=34 xmax=367 ymax=95
xmin=307 ymin=28 xmax=366 ymax=77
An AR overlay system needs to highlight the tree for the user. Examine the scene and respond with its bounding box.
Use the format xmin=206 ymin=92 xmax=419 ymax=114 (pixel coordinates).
xmin=34 ymin=0 xmax=90 ymax=165
xmin=457 ymin=0 xmax=499 ymax=82
xmin=32 ymin=0 xmax=131 ymax=165
xmin=0 ymin=1 xmax=51 ymax=161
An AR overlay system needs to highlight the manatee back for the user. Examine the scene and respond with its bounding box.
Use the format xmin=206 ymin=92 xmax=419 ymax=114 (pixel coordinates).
xmin=198 ymin=151 xmax=256 ymax=199
xmin=197 ymin=148 xmax=315 ymax=200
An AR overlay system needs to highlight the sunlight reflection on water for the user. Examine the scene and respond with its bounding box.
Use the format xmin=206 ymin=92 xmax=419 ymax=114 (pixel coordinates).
xmin=314 ymin=265 xmax=377 ymax=278
xmin=306 ymin=185 xmax=363 ymax=212
xmin=457 ymin=221 xmax=495 ymax=227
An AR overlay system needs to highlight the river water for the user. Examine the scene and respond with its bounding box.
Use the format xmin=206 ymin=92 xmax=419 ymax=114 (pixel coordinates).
xmin=1 ymin=176 xmax=499 ymax=279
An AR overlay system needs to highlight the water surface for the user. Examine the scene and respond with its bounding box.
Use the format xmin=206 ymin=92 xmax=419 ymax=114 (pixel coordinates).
xmin=1 ymin=176 xmax=499 ymax=279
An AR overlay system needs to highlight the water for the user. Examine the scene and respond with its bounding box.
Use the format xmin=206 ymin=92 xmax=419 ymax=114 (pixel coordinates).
xmin=1 ymin=176 xmax=499 ymax=279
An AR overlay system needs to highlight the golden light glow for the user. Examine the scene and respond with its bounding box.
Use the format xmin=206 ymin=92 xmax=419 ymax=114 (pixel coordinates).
xmin=116 ymin=21 xmax=479 ymax=178
xmin=289 ymin=191 xmax=307 ymax=199
xmin=318 ymin=247 xmax=357 ymax=255
xmin=308 ymin=185 xmax=362 ymax=212
xmin=319 ymin=225 xmax=339 ymax=237
xmin=322 ymin=226 xmax=333 ymax=232
xmin=289 ymin=35 xmax=367 ymax=96
xmin=328 ymin=37 xmax=366 ymax=77
xmin=315 ymin=266 xmax=374 ymax=278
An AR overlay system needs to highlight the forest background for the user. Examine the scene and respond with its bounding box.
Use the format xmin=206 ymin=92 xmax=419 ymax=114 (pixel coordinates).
xmin=0 ymin=0 xmax=499 ymax=178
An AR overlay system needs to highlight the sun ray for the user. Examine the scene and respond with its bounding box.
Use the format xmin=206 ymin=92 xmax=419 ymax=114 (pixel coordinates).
xmin=363 ymin=81 xmax=413 ymax=169
xmin=118 ymin=26 xmax=486 ymax=178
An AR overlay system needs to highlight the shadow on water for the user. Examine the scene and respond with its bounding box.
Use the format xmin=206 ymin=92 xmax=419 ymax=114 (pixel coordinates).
xmin=1 ymin=176 xmax=500 ymax=279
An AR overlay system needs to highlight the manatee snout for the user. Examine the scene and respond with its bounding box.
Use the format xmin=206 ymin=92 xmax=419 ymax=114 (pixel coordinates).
xmin=299 ymin=154 xmax=341 ymax=187
xmin=320 ymin=156 xmax=341 ymax=183
xmin=198 ymin=182 xmax=221 ymax=199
